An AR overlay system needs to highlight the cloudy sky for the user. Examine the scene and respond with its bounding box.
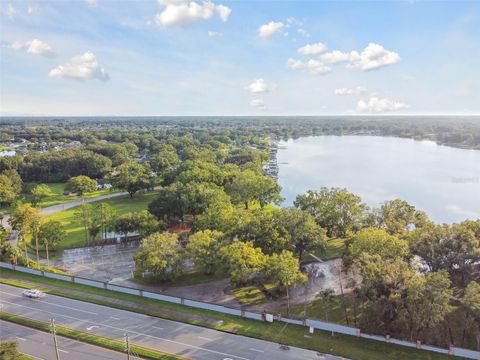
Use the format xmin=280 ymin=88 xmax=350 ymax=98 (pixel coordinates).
xmin=1 ymin=0 xmax=479 ymax=116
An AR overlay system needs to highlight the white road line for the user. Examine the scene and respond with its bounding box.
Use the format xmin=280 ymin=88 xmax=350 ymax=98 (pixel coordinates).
xmin=58 ymin=349 xmax=69 ymax=354
xmin=198 ymin=336 xmax=213 ymax=341
xmin=110 ymin=316 xmax=121 ymax=320
xmin=249 ymin=348 xmax=264 ymax=353
xmin=1 ymin=300 xmax=251 ymax=360
xmin=24 ymin=354 xmax=45 ymax=360
xmin=15 ymin=336 xmax=26 ymax=341
xmin=152 ymin=326 xmax=164 ymax=330
xmin=0 ymin=290 xmax=97 ymax=315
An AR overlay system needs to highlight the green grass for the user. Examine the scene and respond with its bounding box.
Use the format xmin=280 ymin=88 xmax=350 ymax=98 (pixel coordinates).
xmin=44 ymin=190 xmax=160 ymax=250
xmin=0 ymin=183 xmax=116 ymax=215
xmin=0 ymin=268 xmax=461 ymax=360
xmin=136 ymin=268 xmax=227 ymax=288
xmin=0 ymin=313 xmax=180 ymax=360
xmin=232 ymin=285 xmax=268 ymax=304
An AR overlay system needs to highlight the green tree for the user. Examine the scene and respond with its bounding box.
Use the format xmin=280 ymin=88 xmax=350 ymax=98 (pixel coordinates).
xmin=220 ymin=241 xmax=266 ymax=286
xmin=0 ymin=340 xmax=22 ymax=360
xmin=9 ymin=204 xmax=42 ymax=262
xmin=345 ymin=227 xmax=409 ymax=267
xmin=149 ymin=143 xmax=179 ymax=182
xmin=0 ymin=241 xmax=22 ymax=265
xmin=136 ymin=210 xmax=163 ymax=238
xmin=264 ymin=250 xmax=307 ymax=314
xmin=373 ymin=199 xmax=429 ymax=235
xmin=65 ymin=175 xmax=98 ymax=195
xmin=38 ymin=220 xmax=66 ymax=266
xmin=94 ymin=203 xmax=117 ymax=241
xmin=74 ymin=204 xmax=93 ymax=245
xmin=114 ymin=213 xmax=138 ymax=241
xmin=134 ymin=232 xmax=184 ymax=281
xmin=225 ymin=169 xmax=281 ymax=209
xmin=295 ymin=187 xmax=367 ymax=238
xmin=0 ymin=174 xmax=17 ymax=206
xmin=186 ymin=230 xmax=225 ymax=274
xmin=110 ymin=162 xmax=156 ymax=198
xmin=30 ymin=184 xmax=55 ymax=207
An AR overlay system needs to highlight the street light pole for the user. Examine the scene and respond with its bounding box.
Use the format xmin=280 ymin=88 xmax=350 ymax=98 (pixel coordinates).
xmin=51 ymin=318 xmax=61 ymax=360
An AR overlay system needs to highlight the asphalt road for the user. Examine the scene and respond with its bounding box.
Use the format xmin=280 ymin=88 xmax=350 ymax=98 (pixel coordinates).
xmin=0 ymin=320 xmax=126 ymax=360
xmin=0 ymin=284 xmax=344 ymax=360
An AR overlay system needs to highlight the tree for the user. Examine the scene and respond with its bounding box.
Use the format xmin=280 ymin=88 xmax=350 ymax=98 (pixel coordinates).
xmin=409 ymin=222 xmax=480 ymax=278
xmin=9 ymin=204 xmax=42 ymax=262
xmin=176 ymin=160 xmax=225 ymax=186
xmin=276 ymin=207 xmax=327 ymax=260
xmin=295 ymin=187 xmax=367 ymax=238
xmin=344 ymin=227 xmax=409 ymax=267
xmin=65 ymin=176 xmax=98 ymax=195
xmin=114 ymin=213 xmax=138 ymax=241
xmin=148 ymin=184 xmax=183 ymax=222
xmin=461 ymin=281 xmax=480 ymax=346
xmin=74 ymin=204 xmax=93 ymax=245
xmin=110 ymin=162 xmax=156 ymax=198
xmin=136 ymin=210 xmax=163 ymax=238
xmin=0 ymin=340 xmax=22 ymax=360
xmin=149 ymin=143 xmax=179 ymax=183
xmin=94 ymin=203 xmax=117 ymax=241
xmin=225 ymin=169 xmax=282 ymax=209
xmin=264 ymin=250 xmax=307 ymax=314
xmin=373 ymin=199 xmax=430 ymax=235
xmin=0 ymin=241 xmax=22 ymax=265
xmin=220 ymin=241 xmax=266 ymax=286
xmin=30 ymin=184 xmax=54 ymax=207
xmin=133 ymin=232 xmax=184 ymax=281
xmin=0 ymin=174 xmax=17 ymax=206
xmin=397 ymin=271 xmax=452 ymax=339
xmin=38 ymin=220 xmax=66 ymax=266
xmin=186 ymin=230 xmax=225 ymax=274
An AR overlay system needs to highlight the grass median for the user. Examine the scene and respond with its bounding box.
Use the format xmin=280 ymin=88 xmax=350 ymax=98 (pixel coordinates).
xmin=0 ymin=268 xmax=461 ymax=360
xmin=0 ymin=313 xmax=181 ymax=360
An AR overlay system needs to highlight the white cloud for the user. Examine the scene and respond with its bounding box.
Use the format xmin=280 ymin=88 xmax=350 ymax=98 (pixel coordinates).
xmin=334 ymin=86 xmax=368 ymax=96
xmin=297 ymin=28 xmax=310 ymax=38
xmin=208 ymin=30 xmax=221 ymax=37
xmin=9 ymin=39 xmax=55 ymax=58
xmin=25 ymin=39 xmax=55 ymax=58
xmin=216 ymin=4 xmax=231 ymax=22
xmin=5 ymin=3 xmax=15 ymax=18
xmin=250 ymin=99 xmax=265 ymax=109
xmin=258 ymin=21 xmax=284 ymax=38
xmin=298 ymin=42 xmax=327 ymax=55
xmin=286 ymin=58 xmax=304 ymax=70
xmin=84 ymin=0 xmax=98 ymax=7
xmin=246 ymin=78 xmax=273 ymax=94
xmin=320 ymin=50 xmax=351 ymax=64
xmin=348 ymin=43 xmax=400 ymax=71
xmin=356 ymin=97 xmax=409 ymax=112
xmin=49 ymin=51 xmax=109 ymax=82
xmin=155 ymin=0 xmax=231 ymax=27
xmin=307 ymin=59 xmax=331 ymax=75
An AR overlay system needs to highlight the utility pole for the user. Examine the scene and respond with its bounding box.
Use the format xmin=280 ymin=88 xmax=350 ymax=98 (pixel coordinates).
xmin=125 ymin=333 xmax=130 ymax=360
xmin=51 ymin=318 xmax=61 ymax=360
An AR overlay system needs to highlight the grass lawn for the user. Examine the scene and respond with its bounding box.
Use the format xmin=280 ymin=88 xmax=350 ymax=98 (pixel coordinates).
xmin=0 ymin=269 xmax=461 ymax=360
xmin=44 ymin=190 xmax=160 ymax=250
xmin=232 ymin=285 xmax=268 ymax=304
xmin=0 ymin=183 xmax=115 ymax=215
xmin=135 ymin=268 xmax=227 ymax=288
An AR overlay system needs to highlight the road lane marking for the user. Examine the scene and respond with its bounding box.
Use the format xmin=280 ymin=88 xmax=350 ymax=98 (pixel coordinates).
xmin=249 ymin=348 xmax=264 ymax=353
xmin=1 ymin=300 xmax=251 ymax=360
xmin=198 ymin=336 xmax=213 ymax=341
xmin=25 ymin=354 xmax=45 ymax=360
xmin=58 ymin=349 xmax=69 ymax=354
xmin=152 ymin=326 xmax=164 ymax=330
xmin=0 ymin=290 xmax=97 ymax=315
xmin=15 ymin=336 xmax=26 ymax=341
xmin=110 ymin=316 xmax=121 ymax=320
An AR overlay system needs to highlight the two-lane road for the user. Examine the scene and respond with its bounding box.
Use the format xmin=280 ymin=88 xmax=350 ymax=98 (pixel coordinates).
xmin=0 ymin=284 xmax=344 ymax=360
xmin=0 ymin=320 xmax=126 ymax=360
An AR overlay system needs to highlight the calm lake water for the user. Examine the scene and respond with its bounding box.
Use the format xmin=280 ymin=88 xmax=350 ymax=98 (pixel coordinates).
xmin=277 ymin=136 xmax=480 ymax=224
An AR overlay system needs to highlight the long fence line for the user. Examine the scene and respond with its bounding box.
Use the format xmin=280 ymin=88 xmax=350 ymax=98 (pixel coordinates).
xmin=1 ymin=262 xmax=478 ymax=360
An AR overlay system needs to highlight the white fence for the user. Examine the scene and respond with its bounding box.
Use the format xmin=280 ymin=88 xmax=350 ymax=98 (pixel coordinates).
xmin=1 ymin=262 xmax=479 ymax=360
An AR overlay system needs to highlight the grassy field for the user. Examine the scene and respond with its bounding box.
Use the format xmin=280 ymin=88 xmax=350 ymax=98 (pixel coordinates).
xmin=1 ymin=182 xmax=115 ymax=215
xmin=44 ymin=190 xmax=160 ymax=250
xmin=0 ymin=269 xmax=461 ymax=360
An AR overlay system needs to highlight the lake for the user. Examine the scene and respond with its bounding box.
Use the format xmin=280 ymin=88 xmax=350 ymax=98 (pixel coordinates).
xmin=277 ymin=136 xmax=480 ymax=224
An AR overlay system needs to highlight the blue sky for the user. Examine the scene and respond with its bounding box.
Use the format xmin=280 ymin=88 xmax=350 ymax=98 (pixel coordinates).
xmin=1 ymin=0 xmax=479 ymax=116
